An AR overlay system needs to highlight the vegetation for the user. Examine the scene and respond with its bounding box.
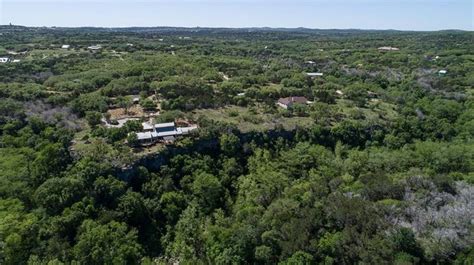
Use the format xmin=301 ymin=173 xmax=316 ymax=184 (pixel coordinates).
xmin=0 ymin=26 xmax=473 ymax=264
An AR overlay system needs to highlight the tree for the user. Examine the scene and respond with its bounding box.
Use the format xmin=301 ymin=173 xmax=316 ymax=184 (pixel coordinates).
xmin=280 ymin=251 xmax=314 ymax=265
xmin=71 ymin=93 xmax=108 ymax=116
xmin=73 ymin=220 xmax=143 ymax=265
xmin=219 ymin=133 xmax=240 ymax=156
xmin=344 ymin=84 xmax=368 ymax=107
xmin=92 ymin=176 xmax=126 ymax=208
xmin=32 ymin=143 xmax=71 ymax=186
xmin=165 ymin=205 xmax=204 ymax=263
xmin=85 ymin=111 xmax=102 ymax=127
xmin=34 ymin=177 xmax=85 ymax=215
xmin=117 ymin=96 xmax=132 ymax=115
xmin=192 ymin=173 xmax=223 ymax=212
xmin=127 ymin=133 xmax=139 ymax=147
xmin=0 ymin=199 xmax=38 ymax=265
xmin=140 ymin=98 xmax=156 ymax=111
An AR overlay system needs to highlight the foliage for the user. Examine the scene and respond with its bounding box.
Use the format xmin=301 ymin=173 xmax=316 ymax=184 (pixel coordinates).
xmin=0 ymin=26 xmax=472 ymax=264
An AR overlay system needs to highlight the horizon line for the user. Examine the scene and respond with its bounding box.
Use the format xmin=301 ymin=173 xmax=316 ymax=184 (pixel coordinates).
xmin=1 ymin=24 xmax=472 ymax=32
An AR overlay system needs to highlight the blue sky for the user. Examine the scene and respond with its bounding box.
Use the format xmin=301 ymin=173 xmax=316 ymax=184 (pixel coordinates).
xmin=1 ymin=0 xmax=472 ymax=30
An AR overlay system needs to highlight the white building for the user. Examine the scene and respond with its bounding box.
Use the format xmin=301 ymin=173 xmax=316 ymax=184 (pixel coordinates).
xmin=378 ymin=46 xmax=400 ymax=51
xmin=0 ymin=57 xmax=10 ymax=63
xmin=306 ymin=72 xmax=324 ymax=77
xmin=136 ymin=121 xmax=198 ymax=145
xmin=61 ymin=45 xmax=70 ymax=49
xmin=88 ymin=45 xmax=102 ymax=50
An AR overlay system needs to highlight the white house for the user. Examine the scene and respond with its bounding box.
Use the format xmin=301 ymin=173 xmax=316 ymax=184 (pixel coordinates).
xmin=378 ymin=46 xmax=400 ymax=51
xmin=61 ymin=45 xmax=70 ymax=49
xmin=88 ymin=45 xmax=102 ymax=50
xmin=0 ymin=57 xmax=10 ymax=63
xmin=438 ymin=69 xmax=447 ymax=75
xmin=306 ymin=72 xmax=323 ymax=78
xmin=135 ymin=121 xmax=198 ymax=145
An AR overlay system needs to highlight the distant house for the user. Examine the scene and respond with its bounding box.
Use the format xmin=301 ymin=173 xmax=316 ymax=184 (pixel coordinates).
xmin=136 ymin=121 xmax=198 ymax=145
xmin=335 ymin=90 xmax=344 ymax=96
xmin=306 ymin=72 xmax=324 ymax=78
xmin=277 ymin=96 xmax=308 ymax=109
xmin=0 ymin=57 xmax=10 ymax=63
xmin=438 ymin=69 xmax=447 ymax=76
xmin=12 ymin=59 xmax=21 ymax=63
xmin=61 ymin=45 xmax=70 ymax=49
xmin=88 ymin=45 xmax=102 ymax=50
xmin=378 ymin=46 xmax=400 ymax=52
xmin=367 ymin=91 xmax=378 ymax=98
xmin=132 ymin=97 xmax=140 ymax=104
xmin=306 ymin=60 xmax=316 ymax=64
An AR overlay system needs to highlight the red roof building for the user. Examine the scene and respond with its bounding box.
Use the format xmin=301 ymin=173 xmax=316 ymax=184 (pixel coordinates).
xmin=277 ymin=96 xmax=308 ymax=109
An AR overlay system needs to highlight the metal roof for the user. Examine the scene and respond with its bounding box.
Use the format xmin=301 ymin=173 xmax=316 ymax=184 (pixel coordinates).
xmin=306 ymin=72 xmax=323 ymax=76
xmin=136 ymin=132 xmax=153 ymax=140
xmin=154 ymin=122 xmax=175 ymax=129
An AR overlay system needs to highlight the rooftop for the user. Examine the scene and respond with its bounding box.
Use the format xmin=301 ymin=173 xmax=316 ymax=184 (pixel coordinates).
xmin=306 ymin=72 xmax=323 ymax=77
xmin=278 ymin=96 xmax=308 ymax=106
xmin=378 ymin=46 xmax=400 ymax=51
xmin=142 ymin=121 xmax=176 ymax=130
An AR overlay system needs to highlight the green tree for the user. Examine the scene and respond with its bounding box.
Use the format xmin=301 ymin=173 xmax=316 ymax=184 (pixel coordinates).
xmin=219 ymin=133 xmax=241 ymax=156
xmin=192 ymin=173 xmax=223 ymax=212
xmin=85 ymin=111 xmax=102 ymax=127
xmin=34 ymin=177 xmax=85 ymax=215
xmin=73 ymin=220 xmax=143 ymax=265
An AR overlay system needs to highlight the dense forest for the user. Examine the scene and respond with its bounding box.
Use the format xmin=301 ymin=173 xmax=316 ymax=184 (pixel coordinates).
xmin=0 ymin=26 xmax=473 ymax=264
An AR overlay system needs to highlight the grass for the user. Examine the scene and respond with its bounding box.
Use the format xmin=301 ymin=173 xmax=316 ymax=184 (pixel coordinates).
xmin=193 ymin=105 xmax=314 ymax=132
xmin=26 ymin=49 xmax=78 ymax=60
xmin=335 ymin=99 xmax=399 ymax=124
xmin=193 ymin=97 xmax=399 ymax=133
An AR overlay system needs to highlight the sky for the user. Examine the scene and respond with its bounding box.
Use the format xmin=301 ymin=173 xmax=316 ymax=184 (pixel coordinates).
xmin=0 ymin=0 xmax=472 ymax=31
